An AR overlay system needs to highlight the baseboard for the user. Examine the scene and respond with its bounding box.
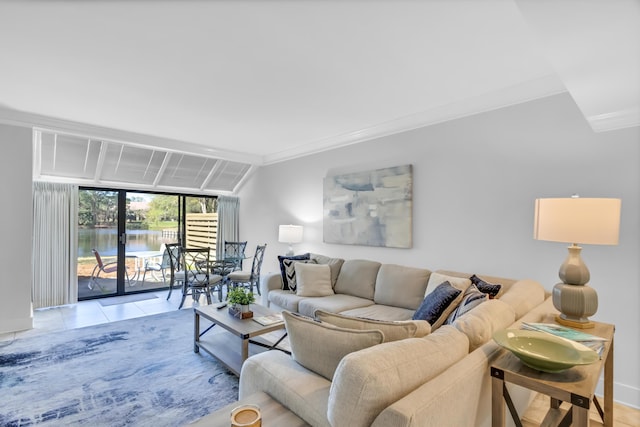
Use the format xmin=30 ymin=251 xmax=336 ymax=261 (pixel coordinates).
xmin=596 ymin=378 xmax=640 ymax=410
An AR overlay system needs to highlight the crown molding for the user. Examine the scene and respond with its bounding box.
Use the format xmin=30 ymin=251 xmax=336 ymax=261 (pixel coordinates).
xmin=587 ymin=108 xmax=640 ymax=133
xmin=262 ymin=74 xmax=567 ymax=165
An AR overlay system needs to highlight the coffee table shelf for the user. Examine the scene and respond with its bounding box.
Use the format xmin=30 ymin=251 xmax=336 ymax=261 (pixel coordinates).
xmin=194 ymin=304 xmax=287 ymax=376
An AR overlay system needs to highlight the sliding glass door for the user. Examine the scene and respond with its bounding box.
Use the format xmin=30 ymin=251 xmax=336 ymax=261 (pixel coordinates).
xmin=77 ymin=189 xmax=121 ymax=298
xmin=123 ymin=192 xmax=181 ymax=294
xmin=77 ymin=188 xmax=218 ymax=300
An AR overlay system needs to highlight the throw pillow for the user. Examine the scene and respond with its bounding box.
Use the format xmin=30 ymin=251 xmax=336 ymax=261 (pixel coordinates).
xmin=444 ymin=283 xmax=488 ymax=325
xmin=282 ymin=310 xmax=384 ymax=380
xmin=295 ymin=262 xmax=334 ymax=297
xmin=412 ymin=281 xmax=464 ymax=330
xmin=425 ymin=272 xmax=471 ymax=296
xmin=315 ymin=310 xmax=431 ymax=341
xmin=469 ymin=274 xmax=502 ymax=298
xmin=277 ymin=253 xmax=310 ymax=290
xmin=282 ymin=258 xmax=316 ymax=292
xmin=310 ymin=254 xmax=345 ymax=288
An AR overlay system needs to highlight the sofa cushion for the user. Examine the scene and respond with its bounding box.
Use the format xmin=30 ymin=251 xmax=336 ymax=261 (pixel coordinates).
xmin=315 ymin=310 xmax=431 ymax=342
xmin=412 ymin=281 xmax=464 ymax=330
xmin=452 ymin=299 xmax=516 ymax=352
xmin=470 ymin=274 xmax=503 ymax=298
xmin=328 ymin=325 xmax=469 ymax=427
xmin=374 ymin=264 xmax=431 ymax=310
xmin=268 ymin=289 xmax=306 ymax=312
xmin=339 ymin=304 xmax=415 ymax=321
xmin=278 ymin=253 xmax=310 ymax=290
xmin=445 ymin=283 xmax=488 ymax=325
xmin=297 ymin=294 xmax=374 ymax=318
xmin=334 ymin=259 xmax=381 ymax=300
xmin=282 ymin=258 xmax=317 ymax=292
xmin=282 ymin=311 xmax=384 ymax=381
xmin=295 ymin=263 xmax=334 ymax=297
xmin=425 ymin=271 xmax=472 ymax=295
xmin=498 ymin=279 xmax=546 ymax=319
xmin=310 ymin=254 xmax=345 ymax=287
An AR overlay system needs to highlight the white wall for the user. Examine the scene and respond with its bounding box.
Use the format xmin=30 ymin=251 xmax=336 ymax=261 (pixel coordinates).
xmin=0 ymin=124 xmax=33 ymax=333
xmin=238 ymin=93 xmax=640 ymax=408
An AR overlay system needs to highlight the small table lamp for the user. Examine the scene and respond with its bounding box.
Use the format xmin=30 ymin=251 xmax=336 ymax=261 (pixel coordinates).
xmin=534 ymin=196 xmax=621 ymax=328
xmin=279 ymin=225 xmax=303 ymax=256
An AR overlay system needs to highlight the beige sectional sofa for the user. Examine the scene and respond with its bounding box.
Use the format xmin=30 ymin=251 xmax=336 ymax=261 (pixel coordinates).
xmin=241 ymin=255 xmax=551 ymax=427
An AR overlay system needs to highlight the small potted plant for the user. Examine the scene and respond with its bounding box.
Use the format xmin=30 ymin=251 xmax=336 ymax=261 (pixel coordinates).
xmin=227 ymin=287 xmax=255 ymax=318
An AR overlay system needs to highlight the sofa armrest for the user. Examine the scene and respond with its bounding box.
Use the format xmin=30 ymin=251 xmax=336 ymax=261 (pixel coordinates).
xmin=260 ymin=272 xmax=284 ymax=307
xmin=240 ymin=351 xmax=332 ymax=427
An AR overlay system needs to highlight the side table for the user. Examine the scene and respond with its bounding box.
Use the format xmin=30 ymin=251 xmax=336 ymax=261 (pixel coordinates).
xmin=491 ymin=318 xmax=614 ymax=427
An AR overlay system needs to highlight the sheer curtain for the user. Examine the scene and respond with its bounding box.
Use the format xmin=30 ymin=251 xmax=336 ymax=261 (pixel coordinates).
xmin=32 ymin=182 xmax=79 ymax=308
xmin=216 ymin=195 xmax=240 ymax=259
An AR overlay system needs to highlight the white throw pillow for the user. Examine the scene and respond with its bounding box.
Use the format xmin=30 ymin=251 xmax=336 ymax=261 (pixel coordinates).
xmin=295 ymin=262 xmax=334 ymax=297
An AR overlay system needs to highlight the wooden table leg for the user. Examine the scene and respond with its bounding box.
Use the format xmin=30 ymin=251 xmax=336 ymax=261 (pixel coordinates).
xmin=573 ymin=405 xmax=589 ymax=426
xmin=241 ymin=337 xmax=249 ymax=363
xmin=604 ymin=336 xmax=614 ymax=427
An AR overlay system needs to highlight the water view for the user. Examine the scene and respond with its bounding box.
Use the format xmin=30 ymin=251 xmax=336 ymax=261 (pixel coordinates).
xmin=78 ymin=228 xmax=168 ymax=257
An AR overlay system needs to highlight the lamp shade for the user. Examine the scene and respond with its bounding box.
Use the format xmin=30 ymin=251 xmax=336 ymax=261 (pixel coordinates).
xmin=278 ymin=225 xmax=303 ymax=244
xmin=533 ymin=198 xmax=621 ymax=245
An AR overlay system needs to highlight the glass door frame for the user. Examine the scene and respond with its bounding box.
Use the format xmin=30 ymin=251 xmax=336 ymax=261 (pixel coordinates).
xmin=78 ymin=187 xmax=215 ymax=301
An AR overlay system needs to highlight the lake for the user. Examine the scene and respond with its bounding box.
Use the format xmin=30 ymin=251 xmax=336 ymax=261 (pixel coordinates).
xmin=78 ymin=228 xmax=170 ymax=257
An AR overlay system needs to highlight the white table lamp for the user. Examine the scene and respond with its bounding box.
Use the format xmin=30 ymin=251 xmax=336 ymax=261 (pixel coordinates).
xmin=279 ymin=225 xmax=303 ymax=256
xmin=534 ymin=196 xmax=621 ymax=328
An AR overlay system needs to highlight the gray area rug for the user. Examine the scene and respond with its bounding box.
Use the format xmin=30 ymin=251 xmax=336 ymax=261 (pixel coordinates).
xmin=0 ymin=309 xmax=239 ymax=426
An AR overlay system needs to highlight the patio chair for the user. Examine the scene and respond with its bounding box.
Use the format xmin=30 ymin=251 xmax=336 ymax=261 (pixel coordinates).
xmin=227 ymin=244 xmax=267 ymax=296
xmin=89 ymin=249 xmax=129 ymax=292
xmin=140 ymin=244 xmax=171 ymax=287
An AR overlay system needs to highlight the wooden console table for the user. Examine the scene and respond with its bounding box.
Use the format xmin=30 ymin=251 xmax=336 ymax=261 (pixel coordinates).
xmin=491 ymin=318 xmax=614 ymax=427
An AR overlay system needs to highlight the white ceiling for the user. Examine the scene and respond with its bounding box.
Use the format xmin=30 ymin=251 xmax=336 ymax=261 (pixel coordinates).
xmin=0 ymin=0 xmax=638 ymax=173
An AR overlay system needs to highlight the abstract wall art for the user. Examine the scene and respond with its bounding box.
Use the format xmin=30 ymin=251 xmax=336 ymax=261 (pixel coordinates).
xmin=323 ymin=164 xmax=413 ymax=248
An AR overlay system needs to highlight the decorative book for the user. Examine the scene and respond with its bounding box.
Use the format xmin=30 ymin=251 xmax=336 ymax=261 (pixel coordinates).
xmin=253 ymin=313 xmax=284 ymax=326
xmin=521 ymin=322 xmax=606 ymax=357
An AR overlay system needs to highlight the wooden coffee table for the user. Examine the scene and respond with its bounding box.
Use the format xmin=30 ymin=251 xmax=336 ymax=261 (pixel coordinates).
xmin=194 ymin=304 xmax=288 ymax=376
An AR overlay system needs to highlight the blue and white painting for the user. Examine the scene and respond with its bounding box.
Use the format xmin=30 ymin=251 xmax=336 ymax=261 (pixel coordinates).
xmin=323 ymin=164 xmax=413 ymax=248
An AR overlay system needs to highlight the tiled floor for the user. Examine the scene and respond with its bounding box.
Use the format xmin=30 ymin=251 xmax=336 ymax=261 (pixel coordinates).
xmin=0 ymin=289 xmax=209 ymax=343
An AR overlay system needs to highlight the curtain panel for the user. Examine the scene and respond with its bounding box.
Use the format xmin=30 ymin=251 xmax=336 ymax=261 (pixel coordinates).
xmin=32 ymin=181 xmax=79 ymax=308
xmin=215 ymin=195 xmax=240 ymax=259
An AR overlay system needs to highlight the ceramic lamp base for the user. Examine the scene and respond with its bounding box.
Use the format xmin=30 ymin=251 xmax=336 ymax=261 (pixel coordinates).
xmin=552 ymin=282 xmax=598 ymax=329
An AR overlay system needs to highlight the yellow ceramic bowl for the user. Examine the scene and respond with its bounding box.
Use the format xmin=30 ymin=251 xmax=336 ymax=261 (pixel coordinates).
xmin=493 ymin=329 xmax=599 ymax=373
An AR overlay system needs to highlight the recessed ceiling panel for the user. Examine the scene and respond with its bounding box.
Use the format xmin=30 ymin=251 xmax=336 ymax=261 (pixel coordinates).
xmin=36 ymin=130 xmax=251 ymax=193
xmin=100 ymin=143 xmax=166 ymax=185
xmin=204 ymin=161 xmax=251 ymax=192
xmin=157 ymin=154 xmax=217 ymax=189
xmin=39 ymin=133 xmax=100 ymax=180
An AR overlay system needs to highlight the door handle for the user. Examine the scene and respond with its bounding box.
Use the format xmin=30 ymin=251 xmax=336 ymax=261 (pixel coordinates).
xmin=120 ymin=233 xmax=127 ymax=245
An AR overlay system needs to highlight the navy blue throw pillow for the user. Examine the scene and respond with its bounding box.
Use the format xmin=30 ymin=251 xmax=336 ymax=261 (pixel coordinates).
xmin=470 ymin=274 xmax=502 ymax=298
xmin=412 ymin=281 xmax=462 ymax=326
xmin=278 ymin=253 xmax=310 ymax=290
